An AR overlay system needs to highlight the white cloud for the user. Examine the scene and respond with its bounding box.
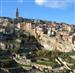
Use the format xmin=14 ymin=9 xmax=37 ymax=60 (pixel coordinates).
xmin=35 ymin=0 xmax=74 ymax=8
xmin=35 ymin=0 xmax=46 ymax=5
xmin=18 ymin=0 xmax=23 ymax=3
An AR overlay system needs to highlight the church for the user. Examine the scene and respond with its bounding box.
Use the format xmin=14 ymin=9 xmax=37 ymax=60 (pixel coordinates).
xmin=14 ymin=8 xmax=32 ymax=30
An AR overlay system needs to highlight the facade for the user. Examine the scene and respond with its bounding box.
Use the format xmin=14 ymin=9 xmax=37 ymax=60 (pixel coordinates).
xmin=25 ymin=21 xmax=32 ymax=31
xmin=16 ymin=23 xmax=21 ymax=29
xmin=62 ymin=23 xmax=72 ymax=31
xmin=21 ymin=21 xmax=32 ymax=31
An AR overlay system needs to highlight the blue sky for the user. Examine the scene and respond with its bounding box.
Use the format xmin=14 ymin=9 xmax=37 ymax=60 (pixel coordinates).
xmin=0 ymin=0 xmax=75 ymax=24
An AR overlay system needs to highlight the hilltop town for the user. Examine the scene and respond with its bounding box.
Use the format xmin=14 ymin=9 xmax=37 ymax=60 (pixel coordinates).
xmin=0 ymin=8 xmax=75 ymax=73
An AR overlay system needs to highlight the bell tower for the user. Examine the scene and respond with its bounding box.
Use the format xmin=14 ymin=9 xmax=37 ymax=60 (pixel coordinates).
xmin=16 ymin=8 xmax=19 ymax=19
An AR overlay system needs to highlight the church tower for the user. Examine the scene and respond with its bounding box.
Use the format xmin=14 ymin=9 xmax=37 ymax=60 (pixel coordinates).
xmin=16 ymin=8 xmax=19 ymax=19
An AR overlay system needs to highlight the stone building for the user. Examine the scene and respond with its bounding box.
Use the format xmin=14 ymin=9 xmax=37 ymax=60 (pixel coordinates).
xmin=25 ymin=21 xmax=32 ymax=31
xmin=21 ymin=20 xmax=32 ymax=31
xmin=62 ymin=23 xmax=72 ymax=32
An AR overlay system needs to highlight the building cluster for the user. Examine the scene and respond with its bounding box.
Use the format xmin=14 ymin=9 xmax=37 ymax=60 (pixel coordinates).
xmin=0 ymin=8 xmax=75 ymax=50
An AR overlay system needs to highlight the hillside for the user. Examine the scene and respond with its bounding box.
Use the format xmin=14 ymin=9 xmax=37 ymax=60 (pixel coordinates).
xmin=0 ymin=17 xmax=75 ymax=73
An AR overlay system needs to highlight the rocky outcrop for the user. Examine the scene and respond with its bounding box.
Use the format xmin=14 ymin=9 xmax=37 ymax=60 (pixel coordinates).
xmin=35 ymin=33 xmax=75 ymax=52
